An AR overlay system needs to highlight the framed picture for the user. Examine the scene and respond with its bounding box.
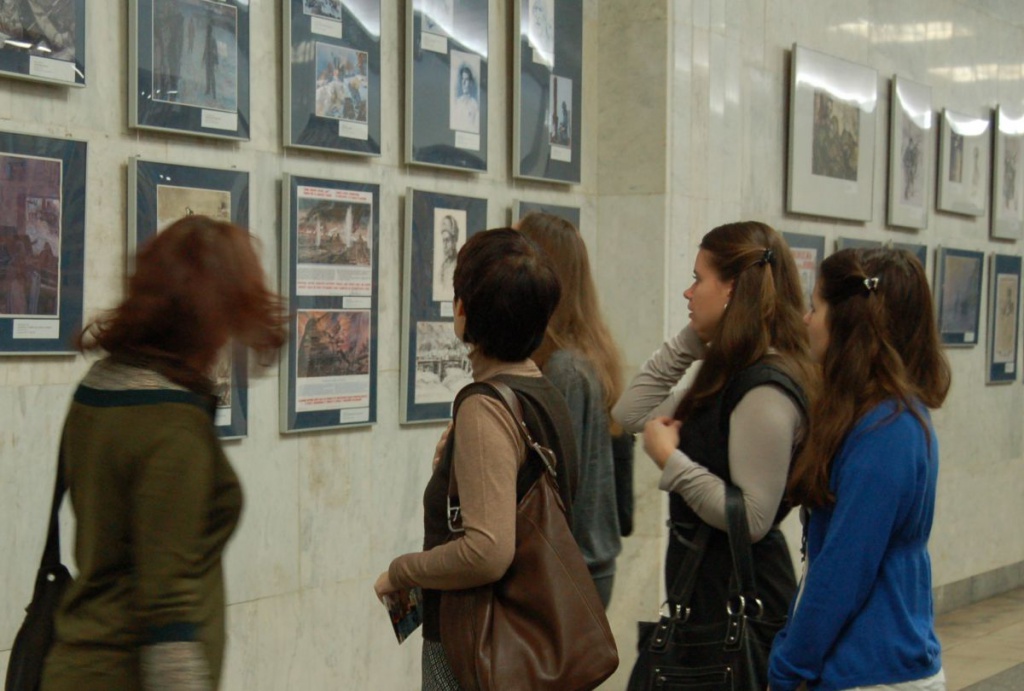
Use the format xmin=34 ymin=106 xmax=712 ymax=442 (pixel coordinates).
xmin=129 ymin=0 xmax=251 ymax=140
xmin=781 ymin=232 xmax=825 ymax=312
xmin=128 ymin=158 xmax=250 ymax=438
xmin=835 ymin=237 xmax=929 ymax=274
xmin=401 ymin=189 xmax=486 ymax=424
xmin=513 ymin=0 xmax=583 ymax=184
xmin=991 ymin=106 xmax=1024 ymax=240
xmin=0 ymin=131 xmax=85 ymax=355
xmin=280 ymin=175 xmax=379 ymax=432
xmin=935 ymin=247 xmax=984 ymax=347
xmin=512 ymin=200 xmax=580 ymax=229
xmin=0 ymin=0 xmax=86 ymax=86
xmin=405 ymin=0 xmax=488 ymax=171
xmin=887 ymin=76 xmax=931 ymax=229
xmin=284 ymin=0 xmax=381 ymax=156
xmin=937 ymin=109 xmax=991 ymax=217
xmin=893 ymin=241 xmax=929 ymax=275
xmin=986 ymin=253 xmax=1021 ymax=384
xmin=787 ymin=44 xmax=877 ymax=222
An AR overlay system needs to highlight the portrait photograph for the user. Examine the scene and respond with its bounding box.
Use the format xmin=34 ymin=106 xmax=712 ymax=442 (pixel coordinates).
xmin=528 ymin=0 xmax=554 ymax=66
xmin=414 ymin=321 xmax=470 ymax=405
xmin=936 ymin=248 xmax=983 ymax=346
xmin=314 ymin=42 xmax=368 ymax=124
xmin=296 ymin=308 xmax=371 ymax=379
xmin=431 ymin=207 xmax=466 ymax=303
xmin=0 ymin=153 xmax=62 ymax=318
xmin=992 ymin=106 xmax=1024 ymax=240
xmin=302 ymin=0 xmax=342 ymax=20
xmin=549 ymin=74 xmax=572 ymax=148
xmin=449 ymin=50 xmax=480 ymax=135
xmin=0 ymin=0 xmax=77 ymax=61
xmin=296 ymin=195 xmax=372 ymax=269
xmin=155 ymin=184 xmax=230 ymax=231
xmin=787 ymin=45 xmax=876 ymax=221
xmin=422 ymin=0 xmax=453 ymax=35
xmin=937 ymin=109 xmax=991 ymax=217
xmin=151 ymin=0 xmax=239 ymax=112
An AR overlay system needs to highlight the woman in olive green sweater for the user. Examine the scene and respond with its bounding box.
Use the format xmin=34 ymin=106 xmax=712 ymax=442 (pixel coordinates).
xmin=42 ymin=216 xmax=286 ymax=691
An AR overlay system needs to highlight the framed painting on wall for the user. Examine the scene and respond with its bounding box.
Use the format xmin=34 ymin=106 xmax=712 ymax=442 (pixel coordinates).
xmin=782 ymin=232 xmax=825 ymax=312
xmin=130 ymin=0 xmax=251 ymax=140
xmin=284 ymin=0 xmax=381 ymax=156
xmin=128 ymin=158 xmax=250 ymax=438
xmin=512 ymin=200 xmax=580 ymax=229
xmin=405 ymin=0 xmax=488 ymax=171
xmin=0 ymin=130 xmax=86 ymax=354
xmin=934 ymin=246 xmax=984 ymax=347
xmin=986 ymin=253 xmax=1021 ymax=384
xmin=0 ymin=0 xmax=86 ymax=86
xmin=513 ymin=0 xmax=583 ymax=184
xmin=887 ymin=76 xmax=931 ymax=229
xmin=937 ymin=109 xmax=991 ymax=217
xmin=280 ymin=175 xmax=380 ymax=432
xmin=787 ymin=44 xmax=877 ymax=222
xmin=991 ymin=106 xmax=1024 ymax=240
xmin=401 ymin=189 xmax=486 ymax=424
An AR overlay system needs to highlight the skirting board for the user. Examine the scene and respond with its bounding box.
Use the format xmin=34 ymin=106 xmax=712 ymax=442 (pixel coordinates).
xmin=933 ymin=560 xmax=1024 ymax=615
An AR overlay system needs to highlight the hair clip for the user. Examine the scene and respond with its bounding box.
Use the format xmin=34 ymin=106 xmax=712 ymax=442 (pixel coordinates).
xmin=758 ymin=248 xmax=775 ymax=267
xmin=863 ymin=277 xmax=880 ymax=293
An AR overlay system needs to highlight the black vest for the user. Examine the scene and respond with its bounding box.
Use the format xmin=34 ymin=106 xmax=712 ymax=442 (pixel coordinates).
xmin=420 ymin=373 xmax=578 ymax=641
xmin=667 ymin=362 xmax=806 ymax=624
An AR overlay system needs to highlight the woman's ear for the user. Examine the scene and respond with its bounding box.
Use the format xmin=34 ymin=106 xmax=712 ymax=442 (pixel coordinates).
xmin=454 ymin=298 xmax=466 ymax=317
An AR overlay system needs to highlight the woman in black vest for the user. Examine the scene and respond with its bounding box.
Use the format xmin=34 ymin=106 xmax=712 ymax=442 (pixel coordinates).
xmin=613 ymin=221 xmax=815 ymax=642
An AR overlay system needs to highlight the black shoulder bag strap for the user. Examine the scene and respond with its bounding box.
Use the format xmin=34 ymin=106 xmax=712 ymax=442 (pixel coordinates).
xmin=42 ymin=444 xmax=67 ymax=572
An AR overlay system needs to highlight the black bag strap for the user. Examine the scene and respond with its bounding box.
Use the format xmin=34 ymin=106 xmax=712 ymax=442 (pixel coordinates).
xmin=665 ymin=521 xmax=712 ymax=610
xmin=724 ymin=484 xmax=758 ymax=602
xmin=42 ymin=442 xmax=67 ymax=571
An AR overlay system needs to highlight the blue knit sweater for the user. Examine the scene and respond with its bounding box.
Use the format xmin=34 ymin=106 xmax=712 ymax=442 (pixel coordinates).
xmin=768 ymin=400 xmax=942 ymax=691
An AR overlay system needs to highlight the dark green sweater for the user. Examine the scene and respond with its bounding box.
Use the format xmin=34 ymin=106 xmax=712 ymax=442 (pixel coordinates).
xmin=42 ymin=360 xmax=242 ymax=690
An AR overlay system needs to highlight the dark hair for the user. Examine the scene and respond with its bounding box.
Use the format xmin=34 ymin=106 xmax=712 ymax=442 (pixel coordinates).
xmin=675 ymin=221 xmax=815 ymax=420
xmin=457 ymin=64 xmax=476 ymax=98
xmin=517 ymin=212 xmax=623 ymax=413
xmin=787 ymin=248 xmax=950 ymax=508
xmin=453 ymin=228 xmax=561 ymax=362
xmin=77 ymin=216 xmax=287 ymax=391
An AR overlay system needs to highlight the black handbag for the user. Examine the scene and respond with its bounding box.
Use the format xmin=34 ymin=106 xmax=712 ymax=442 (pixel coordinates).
xmin=626 ymin=486 xmax=785 ymax=691
xmin=5 ymin=449 xmax=72 ymax=691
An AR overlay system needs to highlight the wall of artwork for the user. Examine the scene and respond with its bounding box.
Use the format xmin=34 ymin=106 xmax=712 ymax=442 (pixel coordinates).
xmin=2 ymin=1 xmax=1023 ymax=689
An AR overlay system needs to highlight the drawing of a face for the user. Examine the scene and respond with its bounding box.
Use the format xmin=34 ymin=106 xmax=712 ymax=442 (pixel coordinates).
xmin=441 ymin=216 xmax=458 ymax=260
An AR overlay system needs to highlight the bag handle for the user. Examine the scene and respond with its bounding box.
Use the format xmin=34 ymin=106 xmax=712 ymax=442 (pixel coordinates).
xmin=724 ymin=484 xmax=760 ymax=611
xmin=665 ymin=521 xmax=711 ymax=613
xmin=41 ymin=443 xmax=67 ymax=571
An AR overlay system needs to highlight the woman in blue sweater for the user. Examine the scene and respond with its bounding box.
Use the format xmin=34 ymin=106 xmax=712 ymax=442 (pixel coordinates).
xmin=769 ymin=248 xmax=951 ymax=691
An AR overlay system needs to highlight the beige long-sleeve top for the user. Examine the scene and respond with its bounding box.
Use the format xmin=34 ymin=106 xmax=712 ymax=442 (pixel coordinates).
xmin=389 ymin=352 xmax=539 ymax=591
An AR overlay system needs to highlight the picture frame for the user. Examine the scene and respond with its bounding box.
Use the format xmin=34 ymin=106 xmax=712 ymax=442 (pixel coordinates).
xmin=934 ymin=246 xmax=984 ymax=347
xmin=835 ymin=237 xmax=882 ymax=251
xmin=405 ymin=0 xmax=488 ymax=171
xmin=986 ymin=253 xmax=1021 ymax=384
xmin=0 ymin=0 xmax=86 ymax=86
xmin=284 ymin=0 xmax=381 ymax=156
xmin=991 ymin=106 xmax=1024 ymax=240
xmin=280 ymin=175 xmax=380 ymax=432
xmin=781 ymin=232 xmax=825 ymax=312
xmin=0 ymin=130 xmax=86 ymax=355
xmin=787 ymin=44 xmax=877 ymax=222
xmin=128 ymin=158 xmax=250 ymax=438
xmin=513 ymin=0 xmax=583 ymax=184
xmin=401 ymin=189 xmax=486 ymax=424
xmin=892 ymin=241 xmax=929 ymax=275
xmin=936 ymin=109 xmax=991 ymax=217
xmin=887 ymin=76 xmax=932 ymax=229
xmin=512 ymin=200 xmax=580 ymax=229
xmin=129 ymin=0 xmax=251 ymax=140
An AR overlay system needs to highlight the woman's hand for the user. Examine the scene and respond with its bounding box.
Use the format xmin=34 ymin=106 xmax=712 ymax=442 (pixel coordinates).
xmin=374 ymin=571 xmax=396 ymax=601
xmin=432 ymin=422 xmax=453 ymax=471
xmin=643 ymin=416 xmax=682 ymax=470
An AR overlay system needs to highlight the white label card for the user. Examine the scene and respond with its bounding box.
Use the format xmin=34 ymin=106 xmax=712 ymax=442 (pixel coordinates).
xmin=454 ymin=131 xmax=480 ymax=151
xmin=339 ymin=120 xmax=369 ymax=140
xmin=439 ymin=302 xmax=454 ymax=318
xmin=422 ymin=32 xmax=448 ymax=54
xmin=311 ymin=16 xmax=342 ymax=38
xmin=12 ymin=319 xmax=60 ymax=339
xmin=1007 ymin=363 xmax=1016 ymax=374
xmin=550 ymin=145 xmax=571 ymax=162
xmin=344 ymin=296 xmax=372 ymax=309
xmin=965 ymin=331 xmax=976 ymax=342
xmin=202 ymin=109 xmax=238 ymax=131
xmin=29 ymin=56 xmax=76 ymax=83
xmin=340 ymin=407 xmax=370 ymax=424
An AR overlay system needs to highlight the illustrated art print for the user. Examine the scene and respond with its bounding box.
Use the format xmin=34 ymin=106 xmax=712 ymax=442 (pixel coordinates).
xmin=935 ymin=247 xmax=984 ymax=347
xmin=987 ymin=253 xmax=1021 ymax=383
xmin=991 ymin=106 xmax=1024 ymax=240
xmin=937 ymin=109 xmax=991 ymax=217
xmin=0 ymin=0 xmax=85 ymax=86
xmin=887 ymin=76 xmax=932 ymax=229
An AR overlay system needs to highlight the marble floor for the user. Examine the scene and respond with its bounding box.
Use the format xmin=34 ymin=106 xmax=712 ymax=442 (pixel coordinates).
xmin=936 ymin=587 xmax=1024 ymax=690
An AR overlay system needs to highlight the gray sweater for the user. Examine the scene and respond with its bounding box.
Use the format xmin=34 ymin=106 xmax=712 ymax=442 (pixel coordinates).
xmin=543 ymin=349 xmax=621 ymax=578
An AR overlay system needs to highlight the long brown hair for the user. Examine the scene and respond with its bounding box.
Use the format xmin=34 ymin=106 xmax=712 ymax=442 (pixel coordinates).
xmin=517 ymin=212 xmax=624 ymax=412
xmin=675 ymin=221 xmax=815 ymax=421
xmin=78 ymin=216 xmax=287 ymax=391
xmin=787 ymin=248 xmax=950 ymax=508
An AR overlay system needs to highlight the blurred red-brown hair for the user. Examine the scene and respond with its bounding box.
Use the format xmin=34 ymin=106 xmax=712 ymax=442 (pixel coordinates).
xmin=77 ymin=216 xmax=287 ymax=390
